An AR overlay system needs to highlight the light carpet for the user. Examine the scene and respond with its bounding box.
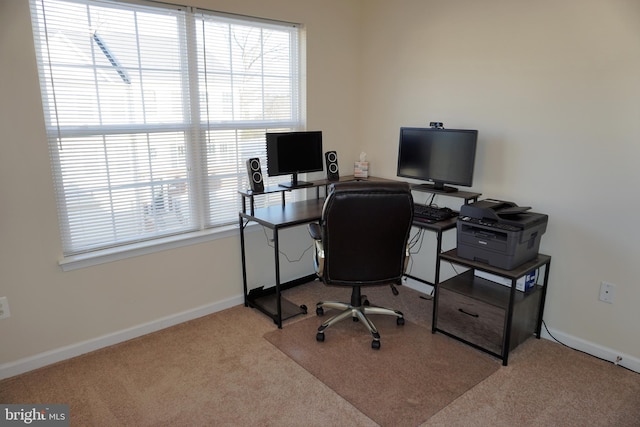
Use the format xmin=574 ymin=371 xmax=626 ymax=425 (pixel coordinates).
xmin=264 ymin=311 xmax=500 ymax=427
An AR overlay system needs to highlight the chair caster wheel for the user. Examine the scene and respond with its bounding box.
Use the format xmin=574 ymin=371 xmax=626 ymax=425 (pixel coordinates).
xmin=397 ymin=317 xmax=405 ymax=326
xmin=300 ymin=304 xmax=308 ymax=314
xmin=316 ymin=332 xmax=325 ymax=342
xmin=371 ymin=340 xmax=381 ymax=350
xmin=316 ymin=306 xmax=324 ymax=316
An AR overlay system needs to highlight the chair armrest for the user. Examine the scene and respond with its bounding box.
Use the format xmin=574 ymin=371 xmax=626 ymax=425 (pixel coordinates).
xmin=308 ymin=222 xmax=322 ymax=240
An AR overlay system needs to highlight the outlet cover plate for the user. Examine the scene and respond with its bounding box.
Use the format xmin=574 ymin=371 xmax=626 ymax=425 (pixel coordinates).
xmin=599 ymin=282 xmax=615 ymax=304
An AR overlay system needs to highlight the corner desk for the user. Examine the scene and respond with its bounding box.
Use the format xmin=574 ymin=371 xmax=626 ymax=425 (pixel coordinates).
xmin=239 ymin=177 xmax=483 ymax=328
xmin=239 ymin=178 xmax=551 ymax=366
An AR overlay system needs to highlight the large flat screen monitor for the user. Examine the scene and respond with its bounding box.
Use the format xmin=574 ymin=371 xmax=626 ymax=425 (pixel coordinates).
xmin=266 ymin=131 xmax=324 ymax=188
xmin=396 ymin=127 xmax=478 ymax=193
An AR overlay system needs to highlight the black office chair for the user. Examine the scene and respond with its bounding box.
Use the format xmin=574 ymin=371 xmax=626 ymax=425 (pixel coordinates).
xmin=308 ymin=181 xmax=414 ymax=349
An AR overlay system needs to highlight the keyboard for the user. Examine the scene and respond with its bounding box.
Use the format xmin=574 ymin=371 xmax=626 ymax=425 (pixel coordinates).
xmin=413 ymin=204 xmax=457 ymax=223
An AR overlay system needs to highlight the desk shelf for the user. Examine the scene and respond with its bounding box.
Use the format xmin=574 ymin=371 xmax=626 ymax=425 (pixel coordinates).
xmin=239 ymin=175 xmax=383 ymax=216
xmin=410 ymin=185 xmax=481 ymax=205
xmin=246 ymin=280 xmax=312 ymax=325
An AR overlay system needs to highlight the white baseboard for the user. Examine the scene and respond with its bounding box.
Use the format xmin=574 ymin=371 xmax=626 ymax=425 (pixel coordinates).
xmin=0 ymin=294 xmax=244 ymax=380
xmin=3 ymin=293 xmax=638 ymax=380
xmin=540 ymin=326 xmax=639 ymax=373
xmin=402 ymin=276 xmax=639 ymax=374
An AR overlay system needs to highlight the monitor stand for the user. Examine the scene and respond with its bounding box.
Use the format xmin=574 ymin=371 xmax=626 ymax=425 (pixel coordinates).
xmin=278 ymin=172 xmax=313 ymax=189
xmin=278 ymin=181 xmax=313 ymax=189
xmin=414 ymin=182 xmax=459 ymax=193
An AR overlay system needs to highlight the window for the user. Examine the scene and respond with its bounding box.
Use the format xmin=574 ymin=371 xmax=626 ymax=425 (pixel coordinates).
xmin=30 ymin=0 xmax=303 ymax=259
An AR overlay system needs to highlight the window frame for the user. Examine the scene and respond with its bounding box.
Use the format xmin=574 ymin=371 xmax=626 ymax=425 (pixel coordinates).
xmin=29 ymin=0 xmax=307 ymax=270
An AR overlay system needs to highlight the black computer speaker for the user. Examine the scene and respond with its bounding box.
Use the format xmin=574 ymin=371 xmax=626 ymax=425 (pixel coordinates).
xmin=325 ymin=151 xmax=339 ymax=181
xmin=246 ymin=158 xmax=264 ymax=192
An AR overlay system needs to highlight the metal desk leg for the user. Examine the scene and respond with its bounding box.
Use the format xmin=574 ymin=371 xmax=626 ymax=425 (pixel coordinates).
xmin=433 ymin=229 xmax=443 ymax=291
xmin=431 ymin=230 xmax=444 ymax=334
xmin=239 ymin=215 xmax=249 ymax=307
xmin=535 ymin=261 xmax=551 ymax=338
xmin=501 ymin=277 xmax=518 ymax=366
xmin=273 ymin=228 xmax=283 ymax=329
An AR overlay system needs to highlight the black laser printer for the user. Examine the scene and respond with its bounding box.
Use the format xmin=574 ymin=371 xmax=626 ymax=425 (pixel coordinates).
xmin=456 ymin=199 xmax=548 ymax=270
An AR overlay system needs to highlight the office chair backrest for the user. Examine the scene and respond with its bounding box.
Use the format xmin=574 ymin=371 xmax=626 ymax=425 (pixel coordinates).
xmin=320 ymin=181 xmax=414 ymax=285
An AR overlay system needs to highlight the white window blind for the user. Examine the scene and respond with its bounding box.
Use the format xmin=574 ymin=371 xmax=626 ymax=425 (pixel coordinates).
xmin=30 ymin=0 xmax=303 ymax=257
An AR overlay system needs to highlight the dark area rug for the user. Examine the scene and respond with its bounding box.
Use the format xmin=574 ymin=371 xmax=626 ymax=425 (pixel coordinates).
xmin=264 ymin=312 xmax=500 ymax=427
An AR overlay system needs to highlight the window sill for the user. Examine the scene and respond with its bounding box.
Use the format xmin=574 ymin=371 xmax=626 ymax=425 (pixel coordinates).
xmin=58 ymin=225 xmax=243 ymax=271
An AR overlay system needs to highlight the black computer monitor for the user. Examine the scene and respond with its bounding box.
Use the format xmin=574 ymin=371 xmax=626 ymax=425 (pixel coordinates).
xmin=266 ymin=131 xmax=324 ymax=188
xmin=396 ymin=127 xmax=478 ymax=193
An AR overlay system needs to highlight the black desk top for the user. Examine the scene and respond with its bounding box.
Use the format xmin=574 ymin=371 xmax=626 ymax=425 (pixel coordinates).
xmin=239 ymin=198 xmax=324 ymax=229
xmin=241 ymin=197 xmax=464 ymax=231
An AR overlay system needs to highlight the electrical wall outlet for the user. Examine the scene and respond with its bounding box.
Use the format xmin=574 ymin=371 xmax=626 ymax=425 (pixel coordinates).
xmin=599 ymin=282 xmax=615 ymax=304
xmin=0 ymin=296 xmax=10 ymax=320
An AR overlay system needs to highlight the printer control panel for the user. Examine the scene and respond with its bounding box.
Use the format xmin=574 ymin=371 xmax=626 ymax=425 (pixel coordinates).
xmin=459 ymin=216 xmax=520 ymax=232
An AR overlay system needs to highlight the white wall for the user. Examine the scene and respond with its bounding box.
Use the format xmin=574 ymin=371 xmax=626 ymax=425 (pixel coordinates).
xmin=0 ymin=0 xmax=362 ymax=372
xmin=359 ymin=0 xmax=640 ymax=363
xmin=2 ymin=0 xmax=639 ymax=376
